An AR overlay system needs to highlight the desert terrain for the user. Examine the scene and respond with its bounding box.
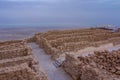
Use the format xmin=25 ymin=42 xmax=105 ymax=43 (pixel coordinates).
xmin=0 ymin=27 xmax=120 ymax=80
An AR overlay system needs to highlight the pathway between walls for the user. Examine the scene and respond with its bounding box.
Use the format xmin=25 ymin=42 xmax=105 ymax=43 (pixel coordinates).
xmin=28 ymin=43 xmax=73 ymax=80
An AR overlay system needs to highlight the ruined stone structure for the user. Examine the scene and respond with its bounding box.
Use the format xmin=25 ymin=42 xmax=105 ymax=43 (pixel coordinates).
xmin=33 ymin=28 xmax=120 ymax=80
xmin=0 ymin=40 xmax=48 ymax=80
xmin=34 ymin=28 xmax=120 ymax=59
xmin=63 ymin=50 xmax=120 ymax=80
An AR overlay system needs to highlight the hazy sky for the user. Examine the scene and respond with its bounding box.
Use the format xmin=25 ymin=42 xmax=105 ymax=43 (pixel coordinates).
xmin=0 ymin=0 xmax=120 ymax=27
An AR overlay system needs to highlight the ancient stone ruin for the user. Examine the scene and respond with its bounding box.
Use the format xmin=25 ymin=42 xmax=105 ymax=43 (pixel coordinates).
xmin=1 ymin=28 xmax=120 ymax=80
xmin=0 ymin=40 xmax=48 ymax=80
xmin=63 ymin=50 xmax=120 ymax=80
xmin=33 ymin=28 xmax=120 ymax=80
xmin=34 ymin=28 xmax=120 ymax=59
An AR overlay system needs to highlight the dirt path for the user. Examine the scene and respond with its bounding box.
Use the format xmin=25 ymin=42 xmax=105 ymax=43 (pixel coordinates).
xmin=28 ymin=43 xmax=73 ymax=80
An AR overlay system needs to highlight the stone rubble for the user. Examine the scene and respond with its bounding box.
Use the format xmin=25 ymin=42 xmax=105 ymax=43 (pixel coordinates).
xmin=63 ymin=50 xmax=120 ymax=80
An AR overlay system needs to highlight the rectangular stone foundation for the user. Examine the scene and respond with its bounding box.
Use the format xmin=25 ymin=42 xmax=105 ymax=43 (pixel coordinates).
xmin=34 ymin=28 xmax=120 ymax=60
xmin=0 ymin=63 xmax=46 ymax=80
xmin=0 ymin=47 xmax=32 ymax=60
xmin=0 ymin=40 xmax=32 ymax=60
xmin=0 ymin=40 xmax=48 ymax=80
xmin=0 ymin=55 xmax=38 ymax=68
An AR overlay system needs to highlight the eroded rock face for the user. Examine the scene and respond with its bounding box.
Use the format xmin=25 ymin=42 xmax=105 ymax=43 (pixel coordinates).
xmin=0 ymin=40 xmax=48 ymax=80
xmin=63 ymin=50 xmax=120 ymax=80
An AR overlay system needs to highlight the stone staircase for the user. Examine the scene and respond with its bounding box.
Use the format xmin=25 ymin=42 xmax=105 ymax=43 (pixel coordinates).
xmin=53 ymin=58 xmax=64 ymax=68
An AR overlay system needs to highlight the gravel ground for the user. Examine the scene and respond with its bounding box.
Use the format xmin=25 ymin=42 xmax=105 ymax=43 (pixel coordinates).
xmin=28 ymin=43 xmax=73 ymax=80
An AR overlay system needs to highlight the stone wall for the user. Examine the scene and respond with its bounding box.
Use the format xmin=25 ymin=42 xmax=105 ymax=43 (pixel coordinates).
xmin=63 ymin=50 xmax=120 ymax=80
xmin=0 ymin=40 xmax=25 ymax=46
xmin=40 ymin=28 xmax=111 ymax=37
xmin=0 ymin=47 xmax=32 ymax=60
xmin=0 ymin=63 xmax=48 ymax=80
xmin=0 ymin=55 xmax=38 ymax=68
xmin=0 ymin=40 xmax=48 ymax=80
xmin=45 ymin=30 xmax=111 ymax=40
xmin=0 ymin=42 xmax=25 ymax=50
xmin=35 ymin=28 xmax=120 ymax=59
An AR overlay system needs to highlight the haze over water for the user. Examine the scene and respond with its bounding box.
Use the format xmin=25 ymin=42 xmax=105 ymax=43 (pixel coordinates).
xmin=0 ymin=0 xmax=120 ymax=28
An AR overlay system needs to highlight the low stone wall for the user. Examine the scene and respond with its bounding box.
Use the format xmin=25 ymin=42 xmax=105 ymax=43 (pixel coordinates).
xmin=0 ymin=40 xmax=48 ymax=80
xmin=0 ymin=63 xmax=48 ymax=80
xmin=63 ymin=50 xmax=120 ymax=80
xmin=39 ymin=28 xmax=110 ymax=38
xmin=63 ymin=53 xmax=81 ymax=80
xmin=0 ymin=47 xmax=32 ymax=60
xmin=0 ymin=40 xmax=25 ymax=46
xmin=0 ymin=42 xmax=26 ymax=50
xmin=49 ymin=32 xmax=120 ymax=47
xmin=25 ymin=35 xmax=37 ymax=43
xmin=0 ymin=55 xmax=38 ymax=68
xmin=0 ymin=40 xmax=32 ymax=60
xmin=34 ymin=28 xmax=120 ymax=60
xmin=109 ymin=37 xmax=120 ymax=45
xmin=45 ymin=30 xmax=111 ymax=40
xmin=32 ymin=65 xmax=48 ymax=80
